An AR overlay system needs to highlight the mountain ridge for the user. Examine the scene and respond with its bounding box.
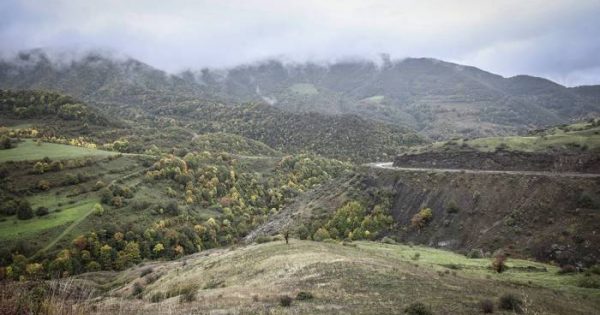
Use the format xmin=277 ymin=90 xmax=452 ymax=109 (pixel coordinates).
xmin=1 ymin=49 xmax=599 ymax=140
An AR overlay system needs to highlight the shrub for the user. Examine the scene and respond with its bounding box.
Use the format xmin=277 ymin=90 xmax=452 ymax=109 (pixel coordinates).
xmin=94 ymin=180 xmax=106 ymax=191
xmin=491 ymin=254 xmax=507 ymax=273
xmin=256 ymin=235 xmax=273 ymax=244
xmin=16 ymin=200 xmax=34 ymax=220
xmin=588 ymin=264 xmax=600 ymax=275
xmin=279 ymin=295 xmax=292 ymax=307
xmin=165 ymin=201 xmax=180 ymax=216
xmin=412 ymin=252 xmax=420 ymax=261
xmin=498 ymin=294 xmax=523 ymax=313
xmin=382 ymin=236 xmax=396 ymax=244
xmin=296 ymin=291 xmax=313 ymax=300
xmin=313 ymin=227 xmax=331 ymax=241
xmin=132 ymin=282 xmax=144 ymax=297
xmin=179 ymin=287 xmax=197 ymax=303
xmin=411 ymin=208 xmax=433 ymax=229
xmin=86 ymin=261 xmax=101 ymax=272
xmin=404 ymin=302 xmax=432 ymax=315
xmin=577 ymin=192 xmax=595 ymax=208
xmin=447 ymin=201 xmax=460 ymax=214
xmin=480 ymin=299 xmax=494 ymax=313
xmin=296 ymin=224 xmax=309 ymax=240
xmin=37 ymin=180 xmax=51 ymax=191
xmin=35 ymin=207 xmax=49 ymax=217
xmin=111 ymin=196 xmax=123 ymax=208
xmin=150 ymin=292 xmax=165 ymax=303
xmin=93 ymin=203 xmax=104 ymax=216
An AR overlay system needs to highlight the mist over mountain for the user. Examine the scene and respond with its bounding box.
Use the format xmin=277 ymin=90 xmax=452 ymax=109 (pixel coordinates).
xmin=1 ymin=49 xmax=598 ymax=140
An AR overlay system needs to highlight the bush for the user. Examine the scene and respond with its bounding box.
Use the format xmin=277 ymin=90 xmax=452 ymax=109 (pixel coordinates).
xmin=279 ymin=295 xmax=292 ymax=307
xmin=93 ymin=203 xmax=104 ymax=216
xmin=498 ymin=294 xmax=523 ymax=313
xmin=588 ymin=264 xmax=600 ymax=275
xmin=491 ymin=254 xmax=507 ymax=273
xmin=256 ymin=235 xmax=273 ymax=244
xmin=296 ymin=224 xmax=309 ymax=240
xmin=150 ymin=292 xmax=165 ymax=303
xmin=296 ymin=291 xmax=313 ymax=300
xmin=480 ymin=299 xmax=494 ymax=313
xmin=132 ymin=282 xmax=144 ymax=297
xmin=447 ymin=201 xmax=460 ymax=214
xmin=111 ymin=196 xmax=124 ymax=208
xmin=35 ymin=207 xmax=49 ymax=217
xmin=37 ymin=180 xmax=51 ymax=191
xmin=381 ymin=236 xmax=396 ymax=244
xmin=412 ymin=252 xmax=420 ymax=261
xmin=577 ymin=192 xmax=595 ymax=208
xmin=404 ymin=302 xmax=432 ymax=315
xmin=179 ymin=287 xmax=197 ymax=303
xmin=411 ymin=208 xmax=433 ymax=229
xmin=313 ymin=227 xmax=331 ymax=241
xmin=165 ymin=201 xmax=180 ymax=216
xmin=16 ymin=200 xmax=34 ymax=220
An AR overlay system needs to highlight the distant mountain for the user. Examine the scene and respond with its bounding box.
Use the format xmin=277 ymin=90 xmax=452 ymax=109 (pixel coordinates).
xmin=0 ymin=49 xmax=599 ymax=141
xmin=197 ymin=58 xmax=600 ymax=139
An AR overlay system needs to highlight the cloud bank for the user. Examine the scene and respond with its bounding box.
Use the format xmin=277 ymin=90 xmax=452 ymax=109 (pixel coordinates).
xmin=1 ymin=0 xmax=600 ymax=86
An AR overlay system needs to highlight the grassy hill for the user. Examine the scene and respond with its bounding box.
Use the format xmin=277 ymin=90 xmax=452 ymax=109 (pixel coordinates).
xmin=5 ymin=240 xmax=597 ymax=314
xmin=406 ymin=118 xmax=600 ymax=155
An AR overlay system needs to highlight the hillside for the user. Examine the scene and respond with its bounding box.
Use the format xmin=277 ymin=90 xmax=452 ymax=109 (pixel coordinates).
xmin=393 ymin=119 xmax=600 ymax=173
xmin=2 ymin=50 xmax=599 ymax=141
xmin=180 ymin=102 xmax=425 ymax=162
xmin=3 ymin=241 xmax=599 ymax=314
xmin=197 ymin=58 xmax=600 ymax=139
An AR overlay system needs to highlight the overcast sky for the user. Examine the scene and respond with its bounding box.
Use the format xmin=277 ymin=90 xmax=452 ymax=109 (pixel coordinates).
xmin=1 ymin=0 xmax=599 ymax=86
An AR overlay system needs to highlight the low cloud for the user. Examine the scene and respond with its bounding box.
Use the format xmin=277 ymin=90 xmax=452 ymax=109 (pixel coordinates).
xmin=1 ymin=0 xmax=599 ymax=86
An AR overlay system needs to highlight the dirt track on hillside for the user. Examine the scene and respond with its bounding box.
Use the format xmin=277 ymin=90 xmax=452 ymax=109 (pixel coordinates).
xmin=367 ymin=162 xmax=600 ymax=178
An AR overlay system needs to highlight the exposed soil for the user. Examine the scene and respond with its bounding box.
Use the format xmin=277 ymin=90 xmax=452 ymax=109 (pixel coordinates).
xmin=393 ymin=150 xmax=600 ymax=173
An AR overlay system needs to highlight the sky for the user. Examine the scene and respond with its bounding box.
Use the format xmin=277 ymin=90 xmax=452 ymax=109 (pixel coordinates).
xmin=1 ymin=0 xmax=600 ymax=86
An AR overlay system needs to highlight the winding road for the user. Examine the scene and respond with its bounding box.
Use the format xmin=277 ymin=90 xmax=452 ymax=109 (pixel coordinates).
xmin=367 ymin=162 xmax=600 ymax=178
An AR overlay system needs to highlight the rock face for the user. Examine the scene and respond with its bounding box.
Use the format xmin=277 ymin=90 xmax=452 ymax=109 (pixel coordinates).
xmin=366 ymin=167 xmax=600 ymax=267
xmin=393 ymin=150 xmax=600 ymax=173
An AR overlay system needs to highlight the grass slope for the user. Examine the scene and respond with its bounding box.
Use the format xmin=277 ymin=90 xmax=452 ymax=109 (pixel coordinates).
xmin=0 ymin=139 xmax=118 ymax=162
xmin=79 ymin=240 xmax=599 ymax=315
xmin=408 ymin=119 xmax=600 ymax=154
xmin=0 ymin=199 xmax=96 ymax=240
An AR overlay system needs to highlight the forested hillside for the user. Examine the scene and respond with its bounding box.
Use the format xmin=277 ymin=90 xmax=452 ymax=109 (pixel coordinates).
xmin=2 ymin=50 xmax=599 ymax=142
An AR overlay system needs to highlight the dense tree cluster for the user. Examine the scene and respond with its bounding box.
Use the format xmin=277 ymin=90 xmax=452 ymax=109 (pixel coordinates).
xmin=0 ymin=90 xmax=108 ymax=125
xmin=0 ymin=152 xmax=352 ymax=280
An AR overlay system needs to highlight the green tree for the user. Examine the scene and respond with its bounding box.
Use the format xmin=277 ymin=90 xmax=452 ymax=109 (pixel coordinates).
xmin=16 ymin=200 xmax=33 ymax=220
xmin=93 ymin=203 xmax=104 ymax=216
xmin=313 ymin=228 xmax=330 ymax=241
xmin=100 ymin=244 xmax=113 ymax=270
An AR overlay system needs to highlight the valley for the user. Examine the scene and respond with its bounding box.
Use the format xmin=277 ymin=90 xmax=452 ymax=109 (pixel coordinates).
xmin=0 ymin=51 xmax=599 ymax=315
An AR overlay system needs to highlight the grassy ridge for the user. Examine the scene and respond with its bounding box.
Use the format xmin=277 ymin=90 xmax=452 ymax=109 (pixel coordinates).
xmin=82 ymin=240 xmax=599 ymax=314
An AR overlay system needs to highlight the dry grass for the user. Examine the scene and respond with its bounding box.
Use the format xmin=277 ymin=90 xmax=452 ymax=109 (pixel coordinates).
xmin=66 ymin=240 xmax=600 ymax=314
